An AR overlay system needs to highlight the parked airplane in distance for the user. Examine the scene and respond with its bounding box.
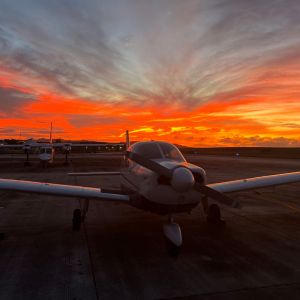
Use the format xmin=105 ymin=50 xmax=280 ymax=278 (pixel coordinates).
xmin=0 ymin=130 xmax=300 ymax=256
xmin=0 ymin=123 xmax=125 ymax=167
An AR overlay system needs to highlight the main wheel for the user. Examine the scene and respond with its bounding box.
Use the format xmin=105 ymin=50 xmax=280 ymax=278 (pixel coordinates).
xmin=208 ymin=204 xmax=220 ymax=221
xmin=165 ymin=239 xmax=180 ymax=257
xmin=72 ymin=209 xmax=81 ymax=230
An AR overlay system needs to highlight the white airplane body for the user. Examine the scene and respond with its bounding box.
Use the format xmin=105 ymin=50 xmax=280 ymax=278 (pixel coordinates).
xmin=0 ymin=123 xmax=125 ymax=167
xmin=38 ymin=146 xmax=55 ymax=165
xmin=1 ymin=130 xmax=300 ymax=256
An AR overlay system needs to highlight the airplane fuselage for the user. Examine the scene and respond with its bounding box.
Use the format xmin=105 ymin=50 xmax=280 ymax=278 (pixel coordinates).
xmin=120 ymin=141 xmax=206 ymax=215
xmin=39 ymin=146 xmax=55 ymax=165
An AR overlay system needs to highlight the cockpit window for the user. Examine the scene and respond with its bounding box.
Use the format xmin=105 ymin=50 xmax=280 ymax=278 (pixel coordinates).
xmin=40 ymin=148 xmax=45 ymax=154
xmin=46 ymin=148 xmax=52 ymax=154
xmin=135 ymin=142 xmax=162 ymax=159
xmin=158 ymin=142 xmax=185 ymax=161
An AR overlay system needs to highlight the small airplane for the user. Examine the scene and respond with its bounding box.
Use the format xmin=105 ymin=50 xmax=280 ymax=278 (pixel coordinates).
xmin=0 ymin=130 xmax=300 ymax=256
xmin=0 ymin=123 xmax=125 ymax=167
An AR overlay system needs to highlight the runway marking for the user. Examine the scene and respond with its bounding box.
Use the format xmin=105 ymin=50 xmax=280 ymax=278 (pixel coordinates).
xmin=74 ymin=175 xmax=100 ymax=300
xmin=255 ymin=191 xmax=300 ymax=212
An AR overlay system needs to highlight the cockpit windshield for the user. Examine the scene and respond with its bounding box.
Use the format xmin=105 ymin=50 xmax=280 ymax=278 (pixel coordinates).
xmin=158 ymin=142 xmax=185 ymax=161
xmin=46 ymin=148 xmax=52 ymax=154
xmin=134 ymin=142 xmax=162 ymax=159
xmin=39 ymin=148 xmax=45 ymax=154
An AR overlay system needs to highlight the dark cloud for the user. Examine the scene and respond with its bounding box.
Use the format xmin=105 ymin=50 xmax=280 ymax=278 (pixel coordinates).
xmin=0 ymin=87 xmax=36 ymax=116
xmin=1 ymin=0 xmax=299 ymax=109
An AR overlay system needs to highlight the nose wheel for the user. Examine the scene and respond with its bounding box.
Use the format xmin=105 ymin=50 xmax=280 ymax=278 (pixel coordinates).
xmin=165 ymin=239 xmax=181 ymax=257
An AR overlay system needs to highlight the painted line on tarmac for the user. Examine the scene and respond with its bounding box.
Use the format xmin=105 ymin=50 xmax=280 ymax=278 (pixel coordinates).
xmin=255 ymin=191 xmax=300 ymax=212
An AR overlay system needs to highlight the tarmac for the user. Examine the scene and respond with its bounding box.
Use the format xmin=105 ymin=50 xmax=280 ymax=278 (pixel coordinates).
xmin=0 ymin=152 xmax=300 ymax=300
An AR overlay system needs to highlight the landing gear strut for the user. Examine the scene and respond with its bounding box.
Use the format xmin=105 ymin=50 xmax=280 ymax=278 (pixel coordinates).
xmin=63 ymin=151 xmax=70 ymax=166
xmin=24 ymin=151 xmax=31 ymax=166
xmin=163 ymin=214 xmax=182 ymax=257
xmin=72 ymin=199 xmax=89 ymax=231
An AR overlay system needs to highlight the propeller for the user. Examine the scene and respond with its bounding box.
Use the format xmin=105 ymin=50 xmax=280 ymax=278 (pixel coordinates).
xmin=125 ymin=151 xmax=242 ymax=209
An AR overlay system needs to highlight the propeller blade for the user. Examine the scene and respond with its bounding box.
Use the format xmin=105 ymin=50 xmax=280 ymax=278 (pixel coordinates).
xmin=125 ymin=150 xmax=242 ymax=209
xmin=193 ymin=182 xmax=242 ymax=209
xmin=125 ymin=151 xmax=173 ymax=178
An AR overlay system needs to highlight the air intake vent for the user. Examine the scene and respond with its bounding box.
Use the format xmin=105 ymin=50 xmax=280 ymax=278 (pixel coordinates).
xmin=157 ymin=175 xmax=171 ymax=186
xmin=192 ymin=173 xmax=204 ymax=184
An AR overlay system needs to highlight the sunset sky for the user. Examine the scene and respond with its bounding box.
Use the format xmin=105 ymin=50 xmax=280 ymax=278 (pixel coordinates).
xmin=0 ymin=0 xmax=299 ymax=147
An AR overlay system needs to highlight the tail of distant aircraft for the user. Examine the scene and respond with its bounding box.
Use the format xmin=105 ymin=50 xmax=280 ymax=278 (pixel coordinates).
xmin=126 ymin=130 xmax=130 ymax=149
xmin=50 ymin=122 xmax=53 ymax=144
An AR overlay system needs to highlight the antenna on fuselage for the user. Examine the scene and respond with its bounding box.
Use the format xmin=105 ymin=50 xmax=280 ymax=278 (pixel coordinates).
xmin=50 ymin=122 xmax=53 ymax=144
xmin=126 ymin=130 xmax=130 ymax=149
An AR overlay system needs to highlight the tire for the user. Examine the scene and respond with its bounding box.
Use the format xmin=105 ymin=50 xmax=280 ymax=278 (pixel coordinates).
xmin=208 ymin=204 xmax=220 ymax=221
xmin=166 ymin=239 xmax=180 ymax=257
xmin=72 ymin=209 xmax=81 ymax=230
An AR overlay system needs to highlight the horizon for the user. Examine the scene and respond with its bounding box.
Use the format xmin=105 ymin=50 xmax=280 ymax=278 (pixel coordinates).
xmin=0 ymin=0 xmax=299 ymax=147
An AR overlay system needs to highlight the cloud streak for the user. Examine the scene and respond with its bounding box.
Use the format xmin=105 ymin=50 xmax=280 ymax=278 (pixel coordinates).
xmin=0 ymin=0 xmax=299 ymax=146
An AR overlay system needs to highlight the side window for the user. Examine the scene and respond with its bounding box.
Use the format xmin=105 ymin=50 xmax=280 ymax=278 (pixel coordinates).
xmin=128 ymin=158 xmax=135 ymax=169
xmin=121 ymin=156 xmax=129 ymax=168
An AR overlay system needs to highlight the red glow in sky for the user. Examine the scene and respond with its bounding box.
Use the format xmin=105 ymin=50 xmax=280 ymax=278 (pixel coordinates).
xmin=0 ymin=0 xmax=299 ymax=147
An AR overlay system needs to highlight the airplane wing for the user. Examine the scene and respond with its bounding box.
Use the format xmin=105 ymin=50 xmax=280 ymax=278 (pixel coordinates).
xmin=0 ymin=179 xmax=130 ymax=202
xmin=68 ymin=172 xmax=121 ymax=176
xmin=208 ymin=172 xmax=300 ymax=194
xmin=0 ymin=143 xmax=48 ymax=148
xmin=68 ymin=143 xmax=125 ymax=147
xmin=0 ymin=145 xmax=23 ymax=148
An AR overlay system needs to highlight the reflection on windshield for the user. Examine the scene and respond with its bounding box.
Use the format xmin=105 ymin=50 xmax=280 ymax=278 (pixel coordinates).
xmin=135 ymin=142 xmax=162 ymax=159
xmin=158 ymin=142 xmax=185 ymax=161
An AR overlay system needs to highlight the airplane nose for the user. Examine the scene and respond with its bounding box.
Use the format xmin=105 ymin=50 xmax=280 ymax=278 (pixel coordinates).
xmin=171 ymin=167 xmax=195 ymax=193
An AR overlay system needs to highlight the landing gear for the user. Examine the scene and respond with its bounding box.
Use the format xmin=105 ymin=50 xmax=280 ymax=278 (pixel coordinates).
xmin=163 ymin=214 xmax=182 ymax=257
xmin=42 ymin=162 xmax=46 ymax=169
xmin=207 ymin=204 xmax=226 ymax=225
xmin=202 ymin=196 xmax=226 ymax=224
xmin=72 ymin=199 xmax=89 ymax=231
xmin=165 ymin=239 xmax=181 ymax=257
xmin=207 ymin=204 xmax=220 ymax=221
xmin=24 ymin=152 xmax=31 ymax=166
xmin=63 ymin=151 xmax=70 ymax=166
